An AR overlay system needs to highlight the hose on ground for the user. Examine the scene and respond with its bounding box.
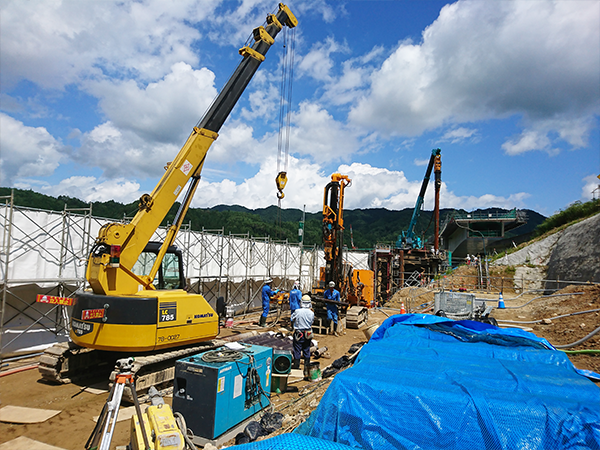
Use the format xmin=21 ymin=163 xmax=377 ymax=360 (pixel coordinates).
xmin=497 ymin=308 xmax=600 ymax=325
xmin=174 ymin=412 xmax=197 ymax=450
xmin=554 ymin=325 xmax=600 ymax=349
xmin=560 ymin=349 xmax=600 ymax=354
xmin=502 ymin=292 xmax=584 ymax=309
xmin=230 ymin=305 xmax=285 ymax=331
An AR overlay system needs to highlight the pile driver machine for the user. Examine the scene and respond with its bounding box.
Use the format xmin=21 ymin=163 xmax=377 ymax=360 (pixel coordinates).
xmin=374 ymin=149 xmax=445 ymax=304
xmin=311 ymin=174 xmax=374 ymax=330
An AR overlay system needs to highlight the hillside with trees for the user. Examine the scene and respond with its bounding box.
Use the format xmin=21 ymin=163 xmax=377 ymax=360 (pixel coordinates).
xmin=0 ymin=187 xmax=545 ymax=249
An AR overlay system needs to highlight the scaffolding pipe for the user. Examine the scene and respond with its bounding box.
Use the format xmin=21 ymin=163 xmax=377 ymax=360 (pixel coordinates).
xmin=1 ymin=191 xmax=15 ymax=359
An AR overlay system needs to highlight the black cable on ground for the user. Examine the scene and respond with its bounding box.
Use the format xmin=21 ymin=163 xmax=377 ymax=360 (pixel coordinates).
xmin=200 ymin=349 xmax=243 ymax=363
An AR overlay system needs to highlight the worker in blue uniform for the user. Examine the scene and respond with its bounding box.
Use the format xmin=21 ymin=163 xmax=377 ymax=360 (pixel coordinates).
xmin=291 ymin=294 xmax=315 ymax=379
xmin=288 ymin=280 xmax=302 ymax=314
xmin=260 ymin=278 xmax=278 ymax=327
xmin=323 ymin=281 xmax=341 ymax=336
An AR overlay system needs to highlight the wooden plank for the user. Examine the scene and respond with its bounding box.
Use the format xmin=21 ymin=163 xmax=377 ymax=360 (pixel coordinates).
xmin=0 ymin=436 xmax=66 ymax=450
xmin=0 ymin=405 xmax=61 ymax=424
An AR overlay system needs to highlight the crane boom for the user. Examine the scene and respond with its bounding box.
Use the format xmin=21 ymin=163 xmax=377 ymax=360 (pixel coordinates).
xmin=72 ymin=4 xmax=297 ymax=352
xmin=87 ymin=5 xmax=297 ymax=297
xmin=397 ymin=148 xmax=441 ymax=249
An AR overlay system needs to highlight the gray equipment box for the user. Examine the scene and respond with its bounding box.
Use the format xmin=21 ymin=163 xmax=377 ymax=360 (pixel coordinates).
xmin=434 ymin=291 xmax=475 ymax=317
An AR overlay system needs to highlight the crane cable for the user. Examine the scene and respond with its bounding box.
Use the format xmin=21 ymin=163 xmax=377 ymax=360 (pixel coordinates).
xmin=275 ymin=24 xmax=296 ymax=234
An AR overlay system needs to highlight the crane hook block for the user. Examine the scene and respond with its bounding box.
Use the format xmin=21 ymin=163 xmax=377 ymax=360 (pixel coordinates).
xmin=138 ymin=193 xmax=154 ymax=212
xmin=276 ymin=171 xmax=288 ymax=199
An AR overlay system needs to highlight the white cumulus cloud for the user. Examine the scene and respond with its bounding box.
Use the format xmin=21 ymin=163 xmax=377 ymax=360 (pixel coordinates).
xmin=39 ymin=176 xmax=142 ymax=203
xmin=88 ymin=63 xmax=217 ymax=144
xmin=581 ymin=174 xmax=600 ymax=201
xmin=349 ymin=0 xmax=600 ymax=151
xmin=0 ymin=0 xmax=219 ymax=90
xmin=0 ymin=113 xmax=65 ymax=184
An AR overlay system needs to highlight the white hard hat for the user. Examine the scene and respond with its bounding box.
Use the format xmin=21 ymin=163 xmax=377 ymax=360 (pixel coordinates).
xmin=293 ymin=280 xmax=300 ymax=289
xmin=301 ymin=294 xmax=312 ymax=308
xmin=265 ymin=278 xmax=273 ymax=284
xmin=328 ymin=281 xmax=335 ymax=288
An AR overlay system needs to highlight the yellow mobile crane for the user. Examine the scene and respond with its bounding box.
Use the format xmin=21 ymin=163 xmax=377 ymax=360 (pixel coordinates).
xmin=39 ymin=4 xmax=297 ymax=390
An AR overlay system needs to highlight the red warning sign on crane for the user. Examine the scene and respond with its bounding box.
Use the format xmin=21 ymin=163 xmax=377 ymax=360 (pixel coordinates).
xmin=36 ymin=294 xmax=73 ymax=306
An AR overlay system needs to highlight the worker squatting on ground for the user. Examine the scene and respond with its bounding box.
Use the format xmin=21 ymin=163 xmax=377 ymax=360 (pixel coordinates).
xmin=324 ymin=281 xmax=341 ymax=336
xmin=291 ymin=294 xmax=315 ymax=380
xmin=260 ymin=278 xmax=278 ymax=327
xmin=289 ymin=281 xmax=302 ymax=314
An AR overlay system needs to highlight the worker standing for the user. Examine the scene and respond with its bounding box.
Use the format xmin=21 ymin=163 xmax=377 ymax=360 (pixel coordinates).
xmin=289 ymin=281 xmax=302 ymax=314
xmin=324 ymin=281 xmax=341 ymax=336
xmin=291 ymin=294 xmax=315 ymax=380
xmin=260 ymin=278 xmax=278 ymax=327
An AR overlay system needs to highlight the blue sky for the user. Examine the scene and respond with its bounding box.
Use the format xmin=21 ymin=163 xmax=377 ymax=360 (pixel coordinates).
xmin=1 ymin=0 xmax=599 ymax=217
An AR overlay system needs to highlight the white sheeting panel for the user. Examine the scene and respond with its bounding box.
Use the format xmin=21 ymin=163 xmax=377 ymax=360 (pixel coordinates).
xmin=346 ymin=251 xmax=370 ymax=270
xmin=4 ymin=209 xmax=62 ymax=280
xmin=226 ymin=236 xmax=248 ymax=278
xmin=248 ymin=239 xmax=271 ymax=278
xmin=2 ymin=206 xmax=367 ymax=285
xmin=2 ymin=208 xmax=95 ymax=281
xmin=195 ymin=232 xmax=226 ymax=279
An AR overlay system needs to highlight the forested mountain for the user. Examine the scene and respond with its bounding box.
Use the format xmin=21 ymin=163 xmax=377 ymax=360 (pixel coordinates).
xmin=0 ymin=188 xmax=545 ymax=249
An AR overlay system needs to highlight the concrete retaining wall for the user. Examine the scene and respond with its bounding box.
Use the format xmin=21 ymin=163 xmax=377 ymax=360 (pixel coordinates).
xmin=544 ymin=213 xmax=600 ymax=288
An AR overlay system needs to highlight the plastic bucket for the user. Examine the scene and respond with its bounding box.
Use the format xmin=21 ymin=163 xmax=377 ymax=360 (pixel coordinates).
xmin=225 ymin=318 xmax=234 ymax=328
xmin=363 ymin=322 xmax=380 ymax=340
xmin=271 ymin=374 xmax=288 ymax=393
xmin=309 ymin=362 xmax=321 ymax=382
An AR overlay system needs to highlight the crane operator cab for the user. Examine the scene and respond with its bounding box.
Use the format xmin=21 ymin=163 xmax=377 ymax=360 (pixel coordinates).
xmin=132 ymin=242 xmax=186 ymax=290
xmin=71 ymin=241 xmax=218 ymax=352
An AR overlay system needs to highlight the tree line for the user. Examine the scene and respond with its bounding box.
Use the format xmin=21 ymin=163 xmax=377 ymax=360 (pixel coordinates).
xmin=0 ymin=187 xmax=545 ymax=249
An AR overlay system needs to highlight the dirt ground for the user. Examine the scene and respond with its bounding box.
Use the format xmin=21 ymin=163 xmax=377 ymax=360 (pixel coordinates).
xmin=386 ymin=279 xmax=600 ymax=375
xmin=1 ymin=280 xmax=599 ymax=449
xmin=0 ymin=310 xmax=387 ymax=450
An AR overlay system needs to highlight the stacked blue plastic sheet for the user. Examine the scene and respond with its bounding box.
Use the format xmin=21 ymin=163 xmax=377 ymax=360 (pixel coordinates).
xmin=236 ymin=314 xmax=600 ymax=449
xmin=297 ymin=314 xmax=600 ymax=449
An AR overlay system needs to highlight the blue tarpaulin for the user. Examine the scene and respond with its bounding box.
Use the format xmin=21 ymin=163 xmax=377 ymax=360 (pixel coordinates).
xmin=294 ymin=314 xmax=600 ymax=449
xmin=230 ymin=434 xmax=358 ymax=449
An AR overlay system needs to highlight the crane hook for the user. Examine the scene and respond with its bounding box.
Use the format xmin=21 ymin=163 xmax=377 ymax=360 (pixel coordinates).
xmin=275 ymin=171 xmax=288 ymax=200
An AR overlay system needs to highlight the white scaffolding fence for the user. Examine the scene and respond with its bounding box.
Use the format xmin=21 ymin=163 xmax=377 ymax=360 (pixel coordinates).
xmin=0 ymin=199 xmax=370 ymax=356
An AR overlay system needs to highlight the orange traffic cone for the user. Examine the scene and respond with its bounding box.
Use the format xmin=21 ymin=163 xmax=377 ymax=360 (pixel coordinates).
xmin=400 ymin=302 xmax=406 ymax=314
